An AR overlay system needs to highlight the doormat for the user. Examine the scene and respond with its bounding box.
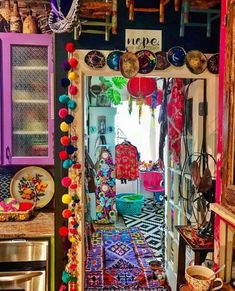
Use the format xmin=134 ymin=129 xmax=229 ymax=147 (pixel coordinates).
xmin=122 ymin=199 xmax=165 ymax=259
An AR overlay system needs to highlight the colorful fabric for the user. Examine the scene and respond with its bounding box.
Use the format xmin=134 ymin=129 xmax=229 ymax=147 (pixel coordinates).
xmin=181 ymin=226 xmax=214 ymax=249
xmin=95 ymin=148 xmax=116 ymax=224
xmin=167 ymin=78 xmax=185 ymax=164
xmin=115 ymin=143 xmax=139 ymax=180
xmin=85 ymin=227 xmax=171 ymax=290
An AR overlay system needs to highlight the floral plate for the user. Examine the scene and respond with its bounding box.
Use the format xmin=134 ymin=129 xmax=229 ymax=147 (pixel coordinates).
xmin=10 ymin=166 xmax=54 ymax=209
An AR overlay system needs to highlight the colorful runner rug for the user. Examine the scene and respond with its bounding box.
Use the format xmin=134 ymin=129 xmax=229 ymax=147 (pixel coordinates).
xmin=85 ymin=227 xmax=170 ymax=290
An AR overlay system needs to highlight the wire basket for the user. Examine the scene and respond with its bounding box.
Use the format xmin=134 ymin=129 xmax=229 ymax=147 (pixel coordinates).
xmin=116 ymin=193 xmax=144 ymax=216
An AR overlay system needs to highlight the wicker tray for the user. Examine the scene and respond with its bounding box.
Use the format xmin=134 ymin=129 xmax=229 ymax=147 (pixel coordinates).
xmin=0 ymin=205 xmax=35 ymax=222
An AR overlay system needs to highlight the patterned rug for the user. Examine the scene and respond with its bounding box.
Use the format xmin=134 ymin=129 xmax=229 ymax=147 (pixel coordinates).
xmin=85 ymin=228 xmax=170 ymax=290
xmin=122 ymin=199 xmax=165 ymax=260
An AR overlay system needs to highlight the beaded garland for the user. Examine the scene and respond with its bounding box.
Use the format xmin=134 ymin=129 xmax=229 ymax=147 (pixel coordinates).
xmin=59 ymin=42 xmax=81 ymax=291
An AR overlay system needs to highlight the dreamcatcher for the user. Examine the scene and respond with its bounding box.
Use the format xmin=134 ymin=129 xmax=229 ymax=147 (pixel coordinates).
xmin=181 ymin=152 xmax=216 ymax=238
xmin=48 ymin=0 xmax=81 ymax=36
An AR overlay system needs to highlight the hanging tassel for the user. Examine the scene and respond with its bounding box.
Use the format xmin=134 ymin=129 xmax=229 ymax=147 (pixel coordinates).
xmin=128 ymin=95 xmax=133 ymax=115
xmin=139 ymin=104 xmax=143 ymax=124
xmin=151 ymin=108 xmax=155 ymax=128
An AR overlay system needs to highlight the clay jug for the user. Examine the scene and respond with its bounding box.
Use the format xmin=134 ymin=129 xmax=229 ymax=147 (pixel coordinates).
xmin=10 ymin=1 xmax=22 ymax=33
xmin=23 ymin=7 xmax=37 ymax=34
xmin=0 ymin=0 xmax=11 ymax=22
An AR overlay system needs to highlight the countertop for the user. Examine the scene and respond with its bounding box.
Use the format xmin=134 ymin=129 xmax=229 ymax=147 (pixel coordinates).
xmin=0 ymin=211 xmax=54 ymax=239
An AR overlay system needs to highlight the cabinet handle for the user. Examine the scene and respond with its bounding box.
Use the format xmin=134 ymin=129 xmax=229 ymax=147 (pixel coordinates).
xmin=6 ymin=146 xmax=10 ymax=160
xmin=50 ymin=72 xmax=54 ymax=120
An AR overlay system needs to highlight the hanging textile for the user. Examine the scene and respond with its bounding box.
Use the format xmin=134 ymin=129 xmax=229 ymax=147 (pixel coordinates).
xmin=167 ymin=78 xmax=185 ymax=164
xmin=158 ymin=78 xmax=173 ymax=161
xmin=115 ymin=142 xmax=139 ymax=181
xmin=95 ymin=147 xmax=116 ymax=224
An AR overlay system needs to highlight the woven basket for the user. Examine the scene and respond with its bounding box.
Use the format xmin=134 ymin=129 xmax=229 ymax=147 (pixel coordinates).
xmin=0 ymin=204 xmax=35 ymax=222
xmin=116 ymin=193 xmax=144 ymax=216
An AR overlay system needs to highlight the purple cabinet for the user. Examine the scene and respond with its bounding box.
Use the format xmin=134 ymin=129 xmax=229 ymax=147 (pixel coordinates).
xmin=0 ymin=33 xmax=54 ymax=165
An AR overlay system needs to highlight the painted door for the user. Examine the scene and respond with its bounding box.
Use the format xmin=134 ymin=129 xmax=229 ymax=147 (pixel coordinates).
xmin=0 ymin=33 xmax=54 ymax=165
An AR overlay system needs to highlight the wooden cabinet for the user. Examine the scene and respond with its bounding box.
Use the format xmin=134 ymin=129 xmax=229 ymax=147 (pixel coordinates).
xmin=165 ymin=79 xmax=218 ymax=290
xmin=0 ymin=33 xmax=54 ymax=165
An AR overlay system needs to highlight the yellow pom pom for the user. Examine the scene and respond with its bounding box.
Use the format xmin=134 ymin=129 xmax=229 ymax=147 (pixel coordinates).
xmin=60 ymin=122 xmax=69 ymax=132
xmin=69 ymin=236 xmax=76 ymax=243
xmin=71 ymin=173 xmax=77 ymax=179
xmin=68 ymin=72 xmax=78 ymax=81
xmin=62 ymin=194 xmax=72 ymax=204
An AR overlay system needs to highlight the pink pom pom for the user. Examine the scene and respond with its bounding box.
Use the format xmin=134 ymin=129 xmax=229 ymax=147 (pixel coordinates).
xmin=69 ymin=85 xmax=78 ymax=96
xmin=58 ymin=108 xmax=68 ymax=119
xmin=61 ymin=177 xmax=72 ymax=187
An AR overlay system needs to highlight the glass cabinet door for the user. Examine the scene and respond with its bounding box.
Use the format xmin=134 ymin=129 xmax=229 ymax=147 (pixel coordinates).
xmin=1 ymin=34 xmax=54 ymax=165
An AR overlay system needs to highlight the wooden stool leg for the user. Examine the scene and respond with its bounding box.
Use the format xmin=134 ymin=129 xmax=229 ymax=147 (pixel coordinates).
xmin=174 ymin=0 xmax=180 ymax=11
xmin=177 ymin=234 xmax=186 ymax=290
xmin=160 ymin=0 xmax=164 ymax=23
xmin=105 ymin=14 xmax=111 ymax=41
xmin=129 ymin=0 xmax=134 ymax=21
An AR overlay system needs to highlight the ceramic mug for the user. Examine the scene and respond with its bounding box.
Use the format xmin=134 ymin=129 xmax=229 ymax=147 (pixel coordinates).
xmin=185 ymin=265 xmax=223 ymax=291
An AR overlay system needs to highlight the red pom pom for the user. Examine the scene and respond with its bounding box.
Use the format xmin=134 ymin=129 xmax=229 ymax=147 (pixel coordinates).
xmin=69 ymin=85 xmax=78 ymax=96
xmin=69 ymin=57 xmax=78 ymax=68
xmin=65 ymin=42 xmax=75 ymax=53
xmin=70 ymin=184 xmax=78 ymax=190
xmin=58 ymin=108 xmax=68 ymax=119
xmin=62 ymin=209 xmax=72 ymax=219
xmin=73 ymin=163 xmax=81 ymax=169
xmin=59 ymin=226 xmax=69 ymax=237
xmin=71 ymin=135 xmax=78 ymax=141
xmin=60 ymin=136 xmax=70 ymax=146
xmin=70 ymin=220 xmax=77 ymax=226
xmin=69 ymin=228 xmax=76 ymax=234
xmin=59 ymin=151 xmax=68 ymax=160
xmin=70 ymin=264 xmax=77 ymax=270
xmin=61 ymin=177 xmax=72 ymax=187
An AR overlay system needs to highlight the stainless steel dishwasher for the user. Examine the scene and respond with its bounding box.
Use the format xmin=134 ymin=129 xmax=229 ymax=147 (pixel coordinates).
xmin=0 ymin=240 xmax=49 ymax=291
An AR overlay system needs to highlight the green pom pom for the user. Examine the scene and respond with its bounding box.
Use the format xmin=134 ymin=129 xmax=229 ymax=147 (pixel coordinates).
xmin=62 ymin=271 xmax=71 ymax=283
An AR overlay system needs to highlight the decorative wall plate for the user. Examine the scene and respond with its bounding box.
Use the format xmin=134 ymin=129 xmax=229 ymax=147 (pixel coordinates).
xmin=185 ymin=50 xmax=207 ymax=74
xmin=167 ymin=46 xmax=186 ymax=67
xmin=207 ymin=53 xmax=219 ymax=74
xmin=10 ymin=166 xmax=54 ymax=209
xmin=119 ymin=52 xmax=140 ymax=79
xmin=107 ymin=51 xmax=123 ymax=71
xmin=84 ymin=50 xmax=106 ymax=69
xmin=154 ymin=51 xmax=170 ymax=70
xmin=135 ymin=50 xmax=156 ymax=74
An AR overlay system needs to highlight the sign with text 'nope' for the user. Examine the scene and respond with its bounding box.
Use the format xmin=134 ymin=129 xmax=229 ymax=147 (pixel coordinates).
xmin=125 ymin=29 xmax=162 ymax=52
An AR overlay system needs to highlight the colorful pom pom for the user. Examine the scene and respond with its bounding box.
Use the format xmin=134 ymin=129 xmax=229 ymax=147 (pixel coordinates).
xmin=70 ymin=184 xmax=77 ymax=190
xmin=71 ymin=135 xmax=78 ymax=141
xmin=73 ymin=163 xmax=81 ymax=169
xmin=65 ymin=42 xmax=75 ymax=53
xmin=58 ymin=108 xmax=68 ymax=118
xmin=62 ymin=270 xmax=71 ymax=284
xmin=62 ymin=194 xmax=72 ymax=204
xmin=68 ymin=72 xmax=78 ymax=81
xmin=59 ymin=94 xmax=70 ymax=104
xmin=64 ymin=114 xmax=74 ymax=124
xmin=68 ymin=57 xmax=78 ymax=68
xmin=61 ymin=177 xmax=72 ymax=187
xmin=59 ymin=151 xmax=68 ymax=160
xmin=66 ymin=145 xmax=77 ymax=155
xmin=69 ymin=85 xmax=78 ymax=96
xmin=63 ymin=159 xmax=73 ymax=169
xmin=61 ymin=78 xmax=70 ymax=88
xmin=62 ymin=209 xmax=72 ymax=219
xmin=60 ymin=136 xmax=70 ymax=146
xmin=59 ymin=226 xmax=69 ymax=237
xmin=60 ymin=122 xmax=69 ymax=132
xmin=62 ymin=61 xmax=71 ymax=72
xmin=67 ymin=100 xmax=77 ymax=110
xmin=69 ymin=236 xmax=76 ymax=243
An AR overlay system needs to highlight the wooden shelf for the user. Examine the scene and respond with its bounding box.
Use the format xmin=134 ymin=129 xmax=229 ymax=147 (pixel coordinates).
xmin=13 ymin=99 xmax=48 ymax=104
xmin=13 ymin=130 xmax=48 ymax=135
xmin=210 ymin=203 xmax=235 ymax=227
